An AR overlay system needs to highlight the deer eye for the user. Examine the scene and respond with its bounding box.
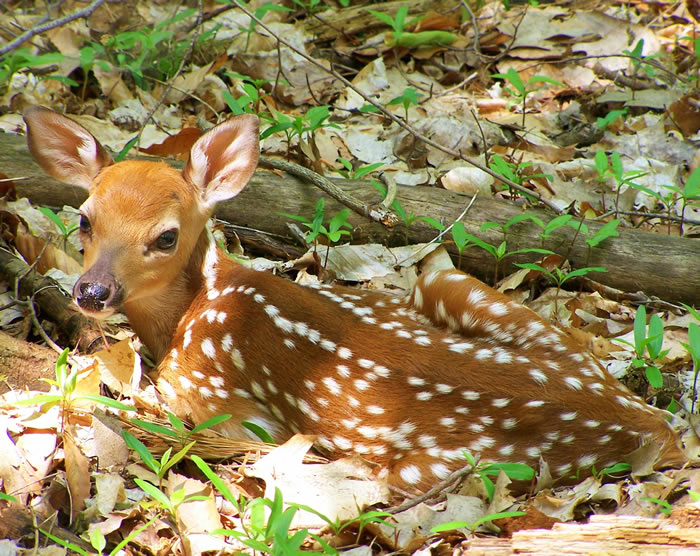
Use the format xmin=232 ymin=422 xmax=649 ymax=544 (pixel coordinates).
xmin=155 ymin=229 xmax=178 ymax=251
xmin=79 ymin=214 xmax=91 ymax=234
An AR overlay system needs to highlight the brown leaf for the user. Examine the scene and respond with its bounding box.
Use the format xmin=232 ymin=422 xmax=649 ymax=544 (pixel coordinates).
xmin=64 ymin=428 xmax=91 ymax=522
xmin=140 ymin=128 xmax=203 ymax=160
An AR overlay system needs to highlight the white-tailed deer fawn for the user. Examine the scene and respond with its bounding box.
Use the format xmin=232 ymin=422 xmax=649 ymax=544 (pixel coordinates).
xmin=24 ymin=106 xmax=684 ymax=492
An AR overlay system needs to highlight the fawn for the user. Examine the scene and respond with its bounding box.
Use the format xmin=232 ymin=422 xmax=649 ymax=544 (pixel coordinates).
xmin=24 ymin=106 xmax=684 ymax=492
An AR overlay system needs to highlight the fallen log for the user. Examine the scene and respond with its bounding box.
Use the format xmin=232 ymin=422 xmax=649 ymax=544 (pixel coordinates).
xmin=1 ymin=132 xmax=698 ymax=306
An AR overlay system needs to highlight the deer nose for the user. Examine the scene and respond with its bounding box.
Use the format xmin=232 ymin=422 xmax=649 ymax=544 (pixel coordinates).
xmin=74 ymin=279 xmax=120 ymax=313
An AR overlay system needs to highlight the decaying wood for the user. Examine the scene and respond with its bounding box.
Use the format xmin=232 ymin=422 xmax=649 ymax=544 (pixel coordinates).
xmin=2 ymin=132 xmax=698 ymax=306
xmin=0 ymin=330 xmax=57 ymax=394
xmin=0 ymin=245 xmax=104 ymax=353
xmin=466 ymin=503 xmax=700 ymax=555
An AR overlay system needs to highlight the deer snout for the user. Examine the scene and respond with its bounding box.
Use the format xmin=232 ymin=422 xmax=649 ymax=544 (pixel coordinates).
xmin=73 ymin=275 xmax=123 ymax=316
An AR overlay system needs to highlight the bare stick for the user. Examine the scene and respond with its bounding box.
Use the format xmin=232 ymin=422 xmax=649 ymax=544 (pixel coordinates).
xmin=0 ymin=0 xmax=107 ymax=56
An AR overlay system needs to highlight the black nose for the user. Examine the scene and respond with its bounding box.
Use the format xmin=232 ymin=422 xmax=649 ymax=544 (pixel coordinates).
xmin=75 ymin=281 xmax=111 ymax=312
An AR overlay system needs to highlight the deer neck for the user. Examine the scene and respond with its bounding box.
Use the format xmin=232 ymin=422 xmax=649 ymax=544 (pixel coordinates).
xmin=123 ymin=230 xmax=214 ymax=363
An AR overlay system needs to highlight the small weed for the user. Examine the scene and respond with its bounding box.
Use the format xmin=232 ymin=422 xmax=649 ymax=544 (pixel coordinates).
xmin=515 ymin=262 xmax=607 ymax=316
xmin=0 ymin=48 xmax=66 ymax=91
xmin=614 ymin=305 xmax=669 ymax=389
xmin=641 ymin=496 xmax=673 ymax=515
xmin=593 ymin=462 xmax=631 ymax=479
xmin=591 ymin=151 xmax=647 ymax=218
xmin=491 ymin=68 xmax=563 ymax=127
xmin=14 ymin=348 xmax=136 ymax=416
xmin=122 ymin=429 xmax=195 ymax=486
xmin=131 ymin=411 xmax=232 ymax=447
xmin=368 ymin=4 xmax=456 ymax=48
xmin=597 ymin=108 xmax=628 ymax=130
xmin=278 ymin=198 xmax=352 ymax=267
xmin=488 ymin=153 xmax=552 ymax=200
xmin=39 ymin=206 xmax=80 ymax=249
xmin=261 ymin=105 xmax=339 ymax=158
xmin=386 ymin=87 xmax=423 ymax=120
xmin=335 ymin=158 xmax=384 ymax=180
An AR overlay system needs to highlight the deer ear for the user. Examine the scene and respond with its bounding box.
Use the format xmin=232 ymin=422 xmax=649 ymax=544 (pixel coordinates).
xmin=183 ymin=114 xmax=260 ymax=210
xmin=23 ymin=106 xmax=113 ymax=190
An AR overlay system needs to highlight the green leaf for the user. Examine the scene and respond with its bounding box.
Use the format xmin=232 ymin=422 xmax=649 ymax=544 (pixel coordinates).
xmin=645 ymin=366 xmax=663 ymax=389
xmin=646 ymin=314 xmax=664 ymax=360
xmin=122 ymin=430 xmax=159 ymax=474
xmin=392 ymin=30 xmax=457 ymax=48
xmin=131 ymin=418 xmax=179 ymax=439
xmin=564 ymin=266 xmax=607 ymax=279
xmin=242 ymin=421 xmax=275 ymax=444
xmin=134 ymin=478 xmax=171 ymax=508
xmin=191 ymin=455 xmax=240 ymax=508
xmin=480 ymin=462 xmax=535 ymax=481
xmin=684 ymin=167 xmax=700 ymax=200
xmin=593 ymin=150 xmax=609 ymax=176
xmin=471 ymin=510 xmax=527 ymax=529
xmin=190 ymin=414 xmax=232 ymax=435
xmin=633 ymin=305 xmax=648 ymax=357
xmin=366 ymin=9 xmax=398 ymax=29
xmin=587 ymin=219 xmax=620 ymax=247
xmin=78 ymin=394 xmax=137 ymax=411
xmin=420 ymin=216 xmax=445 ymax=231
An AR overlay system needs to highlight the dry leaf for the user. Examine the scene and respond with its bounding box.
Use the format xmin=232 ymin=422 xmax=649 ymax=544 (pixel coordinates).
xmin=64 ymin=429 xmax=91 ymax=522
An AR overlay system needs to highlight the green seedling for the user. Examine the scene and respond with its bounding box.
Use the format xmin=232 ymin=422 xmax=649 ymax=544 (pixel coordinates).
xmin=591 ymin=151 xmax=647 ymax=218
xmin=14 ymin=348 xmax=136 ymax=415
xmin=335 ymin=158 xmax=384 ymax=180
xmin=367 ymin=5 xmax=456 ymax=48
xmin=370 ymin=179 xmax=444 ymax=243
xmin=623 ymin=39 xmax=659 ymax=79
xmin=679 ymin=315 xmax=700 ymax=412
xmin=488 ymin=153 xmax=552 ymax=200
xmin=491 ymin=68 xmax=563 ymax=127
xmin=131 ymin=411 xmax=232 ymax=447
xmin=39 ymin=207 xmax=80 ymax=248
xmin=279 ymin=198 xmax=352 ymax=268
xmin=0 ymin=492 xmax=17 ymax=503
xmin=262 ymin=105 xmax=339 ymax=158
xmin=597 ymin=108 xmax=628 ymax=130
xmin=41 ymin=518 xmax=157 ymax=556
xmin=593 ymin=462 xmax=631 ymax=479
xmin=0 ymin=48 xmax=66 ymax=91
xmin=451 ymin=221 xmax=474 ymax=270
xmin=387 ymin=87 xmax=423 ymax=121
xmin=641 ymin=496 xmax=673 ymax=515
xmin=452 ymin=231 xmax=552 ymax=285
xmin=242 ymin=420 xmax=275 ymax=443
xmin=428 ymin=452 xmax=530 ymax=533
xmin=659 ymin=167 xmax=700 ymax=234
xmin=584 ymin=219 xmax=619 ymax=264
xmin=515 ymin=262 xmax=607 ymax=316
xmin=122 ymin=429 xmax=195 ymax=486
xmin=614 ymin=305 xmax=669 ymax=389
xmin=690 ymin=490 xmax=700 ymax=502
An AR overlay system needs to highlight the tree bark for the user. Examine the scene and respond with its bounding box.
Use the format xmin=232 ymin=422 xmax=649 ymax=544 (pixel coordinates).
xmin=2 ymin=132 xmax=698 ymax=306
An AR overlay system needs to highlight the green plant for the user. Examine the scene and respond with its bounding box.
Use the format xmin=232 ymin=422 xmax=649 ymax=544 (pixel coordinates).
xmin=515 ymin=262 xmax=607 ymax=316
xmin=679 ymin=307 xmax=700 ymax=411
xmin=13 ymin=348 xmax=136 ymax=416
xmin=131 ymin=411 xmax=232 ymax=447
xmin=584 ymin=219 xmax=619 ymax=264
xmin=370 ymin=179 xmax=444 ymax=244
xmin=386 ymin=87 xmax=423 ymax=120
xmin=660 ymin=167 xmax=700 ymax=234
xmin=590 ymin=150 xmax=647 ymax=218
xmin=0 ymin=492 xmax=17 ymax=503
xmin=0 ymin=48 xmax=66 ymax=91
xmin=614 ymin=305 xmax=669 ymax=390
xmin=278 ymin=198 xmax=353 ymax=267
xmin=488 ymin=153 xmax=552 ymax=200
xmin=451 ymin=221 xmax=473 ymax=269
xmin=597 ymin=108 xmax=628 ymax=130
xmin=491 ymin=68 xmax=563 ymax=127
xmin=261 ymin=105 xmax=339 ymax=158
xmin=367 ymin=5 xmax=456 ymax=48
xmin=122 ymin=429 xmax=195 ymax=487
xmin=449 ymin=230 xmax=552 ymax=284
xmin=428 ymin=452 xmax=529 ymax=533
xmin=593 ymin=462 xmax=631 ymax=479
xmin=39 ymin=207 xmax=80 ymax=248
xmin=40 ymin=518 xmax=157 ymax=556
xmin=335 ymin=158 xmax=384 ymax=180
xmin=641 ymin=496 xmax=672 ymax=515
xmin=623 ymin=39 xmax=659 ymax=80
xmin=230 ymin=1 xmax=291 ymax=52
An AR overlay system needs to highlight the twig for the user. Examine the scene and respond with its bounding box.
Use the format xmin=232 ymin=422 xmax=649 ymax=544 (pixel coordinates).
xmin=0 ymin=0 xmax=106 ymax=57
xmin=596 ymin=209 xmax=700 ymax=226
xmin=259 ymin=156 xmax=400 ymax=227
xmin=28 ymin=292 xmax=64 ymax=354
xmin=386 ymin=460 xmax=475 ymax=514
xmin=230 ymin=0 xmax=564 ymax=214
